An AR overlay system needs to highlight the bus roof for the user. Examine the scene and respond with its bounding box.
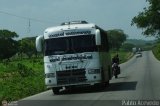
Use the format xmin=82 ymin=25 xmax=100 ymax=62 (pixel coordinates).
xmin=44 ymin=23 xmax=96 ymax=34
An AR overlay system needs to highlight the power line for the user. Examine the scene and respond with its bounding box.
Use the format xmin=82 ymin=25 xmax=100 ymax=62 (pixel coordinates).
xmin=0 ymin=10 xmax=54 ymax=24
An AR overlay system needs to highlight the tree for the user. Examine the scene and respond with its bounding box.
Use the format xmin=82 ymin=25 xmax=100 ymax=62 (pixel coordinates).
xmin=132 ymin=0 xmax=160 ymax=38
xmin=18 ymin=37 xmax=37 ymax=58
xmin=107 ymin=29 xmax=127 ymax=50
xmin=0 ymin=29 xmax=19 ymax=60
xmin=121 ymin=43 xmax=135 ymax=51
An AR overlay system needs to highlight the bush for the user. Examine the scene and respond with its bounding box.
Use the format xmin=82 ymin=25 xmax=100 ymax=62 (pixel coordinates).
xmin=121 ymin=43 xmax=135 ymax=52
xmin=0 ymin=76 xmax=45 ymax=103
xmin=0 ymin=59 xmax=45 ymax=104
xmin=17 ymin=63 xmax=35 ymax=77
xmin=152 ymin=43 xmax=160 ymax=60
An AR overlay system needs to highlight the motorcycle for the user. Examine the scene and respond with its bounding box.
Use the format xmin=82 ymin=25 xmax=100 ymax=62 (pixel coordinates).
xmin=112 ymin=63 xmax=120 ymax=78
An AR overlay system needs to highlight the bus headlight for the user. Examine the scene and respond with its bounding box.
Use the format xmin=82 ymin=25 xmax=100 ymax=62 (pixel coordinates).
xmin=45 ymin=73 xmax=55 ymax=78
xmin=88 ymin=69 xmax=100 ymax=74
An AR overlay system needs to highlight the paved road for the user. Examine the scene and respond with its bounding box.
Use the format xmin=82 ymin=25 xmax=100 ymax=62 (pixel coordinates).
xmin=18 ymin=51 xmax=160 ymax=106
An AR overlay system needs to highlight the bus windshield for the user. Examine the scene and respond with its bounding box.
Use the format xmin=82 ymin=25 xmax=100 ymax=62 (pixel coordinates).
xmin=44 ymin=35 xmax=97 ymax=56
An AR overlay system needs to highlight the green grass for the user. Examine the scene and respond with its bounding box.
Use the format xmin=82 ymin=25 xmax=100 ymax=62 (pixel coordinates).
xmin=152 ymin=43 xmax=160 ymax=61
xmin=111 ymin=50 xmax=133 ymax=63
xmin=0 ymin=58 xmax=46 ymax=104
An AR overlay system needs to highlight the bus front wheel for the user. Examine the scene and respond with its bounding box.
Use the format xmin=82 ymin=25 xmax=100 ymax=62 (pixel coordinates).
xmin=52 ymin=87 xmax=61 ymax=94
xmin=104 ymin=80 xmax=110 ymax=87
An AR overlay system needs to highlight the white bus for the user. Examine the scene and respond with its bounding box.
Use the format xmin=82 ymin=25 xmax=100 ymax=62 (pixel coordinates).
xmin=36 ymin=21 xmax=112 ymax=94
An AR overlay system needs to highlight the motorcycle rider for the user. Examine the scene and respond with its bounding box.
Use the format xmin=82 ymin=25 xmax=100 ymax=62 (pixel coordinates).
xmin=112 ymin=54 xmax=120 ymax=78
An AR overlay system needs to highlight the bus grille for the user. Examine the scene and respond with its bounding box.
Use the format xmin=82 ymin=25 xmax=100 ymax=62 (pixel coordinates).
xmin=56 ymin=69 xmax=87 ymax=85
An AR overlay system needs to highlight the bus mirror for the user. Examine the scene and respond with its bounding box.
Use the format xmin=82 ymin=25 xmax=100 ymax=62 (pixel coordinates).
xmin=36 ymin=35 xmax=43 ymax=52
xmin=95 ymin=29 xmax=101 ymax=46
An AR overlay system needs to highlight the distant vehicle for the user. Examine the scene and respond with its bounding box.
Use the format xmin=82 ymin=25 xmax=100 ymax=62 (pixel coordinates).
xmin=132 ymin=47 xmax=137 ymax=54
xmin=36 ymin=21 xmax=113 ymax=94
xmin=136 ymin=52 xmax=142 ymax=58
xmin=138 ymin=48 xmax=142 ymax=52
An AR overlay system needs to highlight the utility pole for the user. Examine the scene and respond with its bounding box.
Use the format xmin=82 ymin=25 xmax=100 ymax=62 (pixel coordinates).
xmin=28 ymin=19 xmax=31 ymax=34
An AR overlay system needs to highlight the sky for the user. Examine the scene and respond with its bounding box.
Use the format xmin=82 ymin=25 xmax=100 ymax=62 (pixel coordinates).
xmin=0 ymin=0 xmax=155 ymax=40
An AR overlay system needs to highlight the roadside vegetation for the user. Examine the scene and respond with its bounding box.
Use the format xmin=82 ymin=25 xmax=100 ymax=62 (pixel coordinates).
xmin=0 ymin=30 xmax=45 ymax=104
xmin=152 ymin=42 xmax=160 ymax=61
xmin=0 ymin=58 xmax=45 ymax=103
xmin=131 ymin=0 xmax=160 ymax=60
xmin=111 ymin=50 xmax=133 ymax=64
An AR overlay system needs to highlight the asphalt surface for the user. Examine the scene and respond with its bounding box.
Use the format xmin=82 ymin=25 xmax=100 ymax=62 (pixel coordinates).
xmin=17 ymin=51 xmax=160 ymax=106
